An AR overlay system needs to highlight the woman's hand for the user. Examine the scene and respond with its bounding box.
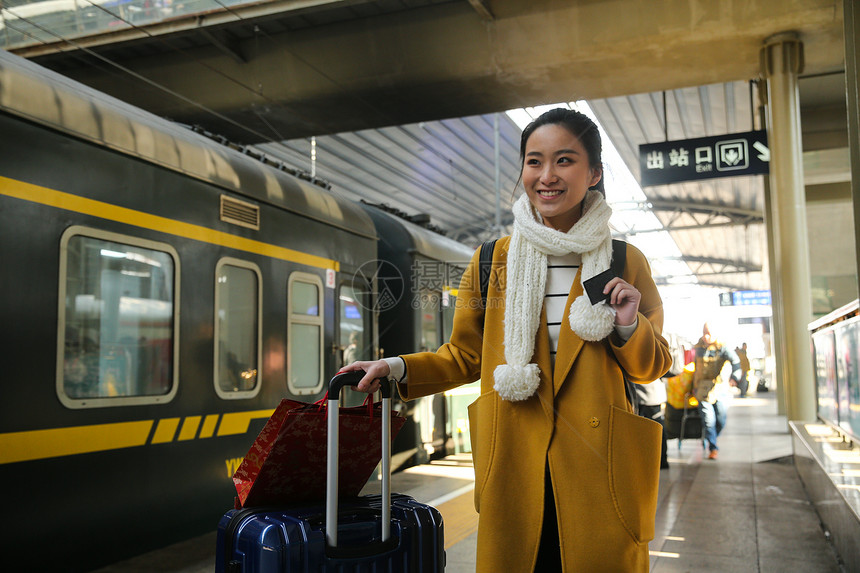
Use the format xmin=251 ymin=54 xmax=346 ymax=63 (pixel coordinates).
xmin=604 ymin=277 xmax=641 ymax=326
xmin=339 ymin=360 xmax=391 ymax=392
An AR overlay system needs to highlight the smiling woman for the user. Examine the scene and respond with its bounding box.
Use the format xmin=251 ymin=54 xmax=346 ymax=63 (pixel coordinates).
xmin=341 ymin=107 xmax=672 ymax=572
xmin=519 ymin=109 xmax=604 ymax=232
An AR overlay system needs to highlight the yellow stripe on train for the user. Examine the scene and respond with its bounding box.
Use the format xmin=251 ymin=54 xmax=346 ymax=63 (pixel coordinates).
xmin=218 ymin=409 xmax=276 ymax=436
xmin=0 ymin=409 xmax=275 ymax=465
xmin=0 ymin=421 xmax=154 ymax=464
xmin=0 ymin=175 xmax=340 ymax=271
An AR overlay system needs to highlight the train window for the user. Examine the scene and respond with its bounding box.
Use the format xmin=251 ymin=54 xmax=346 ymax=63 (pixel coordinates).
xmin=215 ymin=259 xmax=262 ymax=400
xmin=288 ymin=273 xmax=324 ymax=395
xmin=291 ymin=280 xmax=320 ymax=316
xmin=339 ymin=284 xmax=371 ymax=368
xmin=56 ymin=226 xmax=180 ymax=409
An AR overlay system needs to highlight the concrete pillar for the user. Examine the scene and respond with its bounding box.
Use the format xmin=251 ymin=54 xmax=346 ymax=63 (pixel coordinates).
xmin=756 ymin=80 xmax=788 ymax=417
xmin=760 ymin=32 xmax=817 ymax=421
xmin=763 ymin=157 xmax=789 ymax=418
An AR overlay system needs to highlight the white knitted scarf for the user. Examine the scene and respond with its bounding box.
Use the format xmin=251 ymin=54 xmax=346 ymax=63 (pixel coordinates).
xmin=494 ymin=191 xmax=616 ymax=402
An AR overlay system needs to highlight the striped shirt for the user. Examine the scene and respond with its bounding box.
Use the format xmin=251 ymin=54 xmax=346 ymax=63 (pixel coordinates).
xmin=545 ymin=252 xmax=581 ymax=367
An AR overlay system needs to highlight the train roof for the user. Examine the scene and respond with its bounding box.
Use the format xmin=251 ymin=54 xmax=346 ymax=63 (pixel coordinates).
xmin=362 ymin=204 xmax=475 ymax=264
xmin=0 ymin=50 xmax=376 ymax=240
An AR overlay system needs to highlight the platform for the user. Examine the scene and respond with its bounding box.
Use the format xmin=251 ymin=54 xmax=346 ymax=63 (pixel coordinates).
xmin=791 ymin=419 xmax=860 ymax=573
xmin=93 ymin=388 xmax=847 ymax=572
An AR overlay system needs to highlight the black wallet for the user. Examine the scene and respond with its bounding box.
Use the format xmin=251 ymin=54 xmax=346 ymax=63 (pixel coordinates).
xmin=583 ymin=268 xmax=617 ymax=305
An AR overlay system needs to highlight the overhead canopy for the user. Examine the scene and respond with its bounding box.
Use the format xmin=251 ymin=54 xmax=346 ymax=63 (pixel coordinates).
xmin=13 ymin=0 xmax=845 ymax=143
xmin=5 ymin=0 xmax=851 ymax=297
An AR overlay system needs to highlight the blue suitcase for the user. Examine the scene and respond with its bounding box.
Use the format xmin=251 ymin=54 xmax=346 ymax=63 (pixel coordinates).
xmin=215 ymin=372 xmax=445 ymax=572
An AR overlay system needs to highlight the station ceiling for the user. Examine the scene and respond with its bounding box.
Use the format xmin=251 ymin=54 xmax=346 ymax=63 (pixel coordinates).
xmin=6 ymin=0 xmax=851 ymax=291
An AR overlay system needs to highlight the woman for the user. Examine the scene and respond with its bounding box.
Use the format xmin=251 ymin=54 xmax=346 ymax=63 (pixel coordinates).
xmin=343 ymin=108 xmax=671 ymax=572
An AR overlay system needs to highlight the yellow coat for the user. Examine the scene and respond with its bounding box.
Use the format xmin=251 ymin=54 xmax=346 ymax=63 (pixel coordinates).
xmin=398 ymin=237 xmax=672 ymax=572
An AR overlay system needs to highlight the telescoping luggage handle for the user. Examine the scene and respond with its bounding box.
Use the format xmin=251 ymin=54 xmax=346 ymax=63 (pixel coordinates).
xmin=326 ymin=371 xmax=396 ymax=559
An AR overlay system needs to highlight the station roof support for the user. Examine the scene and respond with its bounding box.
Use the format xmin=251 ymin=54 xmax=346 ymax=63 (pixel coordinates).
xmin=761 ymin=31 xmax=816 ymax=422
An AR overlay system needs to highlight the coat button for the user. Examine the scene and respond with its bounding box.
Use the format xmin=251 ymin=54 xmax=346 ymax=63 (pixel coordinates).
xmin=588 ymin=417 xmax=600 ymax=428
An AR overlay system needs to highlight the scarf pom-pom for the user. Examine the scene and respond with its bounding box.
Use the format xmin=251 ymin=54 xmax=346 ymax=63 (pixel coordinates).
xmin=493 ymin=363 xmax=541 ymax=401
xmin=568 ymin=295 xmax=616 ymax=341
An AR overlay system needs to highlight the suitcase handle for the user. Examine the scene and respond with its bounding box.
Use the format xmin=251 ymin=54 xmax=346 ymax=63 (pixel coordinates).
xmin=325 ymin=370 xmax=393 ymax=558
xmin=329 ymin=369 xmax=393 ymax=399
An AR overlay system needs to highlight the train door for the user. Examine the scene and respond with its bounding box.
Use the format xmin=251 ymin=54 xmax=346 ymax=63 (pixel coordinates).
xmin=411 ymin=287 xmax=441 ymax=458
xmin=286 ymin=272 xmax=325 ymax=397
xmin=441 ymin=288 xmax=480 ymax=455
xmin=337 ymin=279 xmax=372 ymax=407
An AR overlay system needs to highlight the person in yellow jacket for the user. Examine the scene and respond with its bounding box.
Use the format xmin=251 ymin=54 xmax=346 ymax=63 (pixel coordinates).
xmin=343 ymin=108 xmax=672 ymax=572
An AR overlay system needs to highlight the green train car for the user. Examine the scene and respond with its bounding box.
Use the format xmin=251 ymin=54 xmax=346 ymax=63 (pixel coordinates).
xmin=0 ymin=50 xmax=473 ymax=572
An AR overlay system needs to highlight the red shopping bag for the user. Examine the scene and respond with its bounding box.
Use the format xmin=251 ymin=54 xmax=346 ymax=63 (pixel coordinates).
xmin=232 ymin=394 xmax=405 ymax=508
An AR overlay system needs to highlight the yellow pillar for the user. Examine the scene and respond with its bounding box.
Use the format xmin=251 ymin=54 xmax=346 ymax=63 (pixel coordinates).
xmin=760 ymin=32 xmax=817 ymax=421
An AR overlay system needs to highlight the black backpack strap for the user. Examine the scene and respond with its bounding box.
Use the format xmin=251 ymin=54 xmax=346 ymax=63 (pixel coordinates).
xmin=479 ymin=238 xmax=498 ymax=309
xmin=611 ymin=238 xmax=626 ymax=278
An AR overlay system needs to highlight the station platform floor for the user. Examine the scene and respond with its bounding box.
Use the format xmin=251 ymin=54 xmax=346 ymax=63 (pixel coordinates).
xmin=94 ymin=388 xmax=848 ymax=572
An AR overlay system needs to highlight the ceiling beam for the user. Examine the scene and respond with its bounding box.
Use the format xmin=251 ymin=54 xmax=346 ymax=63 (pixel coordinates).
xmin=467 ymin=0 xmax=495 ymax=21
xmin=25 ymin=0 xmax=843 ymax=143
xmin=655 ymin=277 xmax=760 ymax=289
xmin=619 ymin=220 xmax=760 ymax=236
xmin=613 ymin=199 xmax=764 ymax=236
xmin=451 ymin=198 xmax=767 ymax=242
xmin=661 ymin=256 xmax=762 ymax=274
xmin=196 ymin=27 xmax=245 ymax=64
xmin=614 ymin=199 xmax=763 ymax=220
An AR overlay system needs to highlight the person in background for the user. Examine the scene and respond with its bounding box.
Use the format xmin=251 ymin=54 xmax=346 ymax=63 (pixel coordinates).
xmin=693 ymin=322 xmax=742 ymax=460
xmin=636 ymin=331 xmax=686 ymax=469
xmin=342 ymin=107 xmax=672 ymax=572
xmin=735 ymin=342 xmax=751 ymax=398
xmin=635 ymin=380 xmax=670 ymax=469
xmin=342 ymin=332 xmax=360 ymax=367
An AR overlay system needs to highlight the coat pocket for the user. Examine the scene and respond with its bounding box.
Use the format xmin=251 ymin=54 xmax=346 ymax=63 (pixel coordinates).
xmin=467 ymin=390 xmax=498 ymax=513
xmin=607 ymin=405 xmax=661 ymax=543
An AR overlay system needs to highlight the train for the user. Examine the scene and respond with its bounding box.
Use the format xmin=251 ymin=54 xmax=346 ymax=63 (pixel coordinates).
xmin=0 ymin=49 xmax=475 ymax=572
